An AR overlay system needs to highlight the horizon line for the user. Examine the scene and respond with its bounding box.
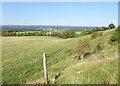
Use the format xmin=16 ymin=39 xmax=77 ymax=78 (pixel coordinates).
xmin=1 ymin=24 xmax=107 ymax=27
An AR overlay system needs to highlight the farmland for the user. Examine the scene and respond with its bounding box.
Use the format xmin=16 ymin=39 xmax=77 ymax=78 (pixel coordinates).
xmin=2 ymin=28 xmax=118 ymax=84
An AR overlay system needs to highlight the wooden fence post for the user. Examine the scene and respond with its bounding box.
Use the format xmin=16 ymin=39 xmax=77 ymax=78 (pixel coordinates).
xmin=43 ymin=53 xmax=48 ymax=84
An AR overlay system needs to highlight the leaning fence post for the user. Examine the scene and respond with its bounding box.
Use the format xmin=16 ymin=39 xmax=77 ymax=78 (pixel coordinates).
xmin=43 ymin=53 xmax=48 ymax=84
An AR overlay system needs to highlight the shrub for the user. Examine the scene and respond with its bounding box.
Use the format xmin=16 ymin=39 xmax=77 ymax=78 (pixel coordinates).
xmin=76 ymin=38 xmax=92 ymax=60
xmin=79 ymin=31 xmax=88 ymax=36
xmin=91 ymin=32 xmax=103 ymax=39
xmin=51 ymin=32 xmax=61 ymax=37
xmin=93 ymin=44 xmax=103 ymax=53
xmin=109 ymin=29 xmax=118 ymax=42
xmin=79 ymin=29 xmax=94 ymax=36
xmin=95 ymin=27 xmax=102 ymax=31
xmin=9 ymin=32 xmax=16 ymax=36
xmin=38 ymin=31 xmax=47 ymax=36
xmin=32 ymin=32 xmax=39 ymax=36
xmin=86 ymin=29 xmax=94 ymax=34
xmin=94 ymin=27 xmax=109 ymax=31
xmin=60 ymin=30 xmax=76 ymax=39
xmin=101 ymin=27 xmax=109 ymax=30
xmin=79 ymin=27 xmax=108 ymax=37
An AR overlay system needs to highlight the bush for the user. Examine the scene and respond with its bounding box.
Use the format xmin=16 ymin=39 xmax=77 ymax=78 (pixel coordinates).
xmin=80 ymin=27 xmax=109 ymax=37
xmin=93 ymin=44 xmax=103 ymax=53
xmin=76 ymin=38 xmax=92 ymax=60
xmin=80 ymin=29 xmax=94 ymax=36
xmin=51 ymin=32 xmax=61 ymax=37
xmin=38 ymin=31 xmax=47 ymax=36
xmin=94 ymin=27 xmax=109 ymax=31
xmin=109 ymin=29 xmax=118 ymax=42
xmin=95 ymin=27 xmax=102 ymax=31
xmin=91 ymin=32 xmax=103 ymax=39
xmin=101 ymin=27 xmax=109 ymax=30
xmin=60 ymin=30 xmax=76 ymax=39
xmin=86 ymin=29 xmax=94 ymax=34
xmin=79 ymin=31 xmax=88 ymax=36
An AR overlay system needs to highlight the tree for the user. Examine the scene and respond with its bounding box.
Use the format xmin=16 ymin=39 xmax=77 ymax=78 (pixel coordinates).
xmin=108 ymin=23 xmax=115 ymax=29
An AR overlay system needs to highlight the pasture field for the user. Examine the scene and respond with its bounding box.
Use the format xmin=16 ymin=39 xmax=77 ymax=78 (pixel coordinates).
xmin=2 ymin=29 xmax=118 ymax=84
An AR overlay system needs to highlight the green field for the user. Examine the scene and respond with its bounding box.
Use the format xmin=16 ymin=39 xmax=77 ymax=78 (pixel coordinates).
xmin=2 ymin=29 xmax=118 ymax=84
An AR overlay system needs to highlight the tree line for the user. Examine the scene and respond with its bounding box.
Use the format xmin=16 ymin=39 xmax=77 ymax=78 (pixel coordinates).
xmin=2 ymin=29 xmax=77 ymax=39
xmin=2 ymin=23 xmax=116 ymax=39
xmin=80 ymin=23 xmax=116 ymax=36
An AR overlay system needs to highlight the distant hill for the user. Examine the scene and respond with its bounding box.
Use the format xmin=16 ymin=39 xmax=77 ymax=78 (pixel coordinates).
xmin=1 ymin=25 xmax=96 ymax=30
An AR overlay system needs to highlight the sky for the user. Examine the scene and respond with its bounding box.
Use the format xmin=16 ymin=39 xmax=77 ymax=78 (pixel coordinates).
xmin=1 ymin=0 xmax=120 ymax=2
xmin=118 ymin=2 xmax=120 ymax=25
xmin=2 ymin=2 xmax=118 ymax=26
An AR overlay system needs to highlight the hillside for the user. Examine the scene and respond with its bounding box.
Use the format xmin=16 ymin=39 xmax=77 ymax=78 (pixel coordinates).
xmin=2 ymin=29 xmax=118 ymax=84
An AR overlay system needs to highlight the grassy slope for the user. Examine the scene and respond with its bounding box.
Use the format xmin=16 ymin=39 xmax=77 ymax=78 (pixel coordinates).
xmin=2 ymin=29 xmax=118 ymax=84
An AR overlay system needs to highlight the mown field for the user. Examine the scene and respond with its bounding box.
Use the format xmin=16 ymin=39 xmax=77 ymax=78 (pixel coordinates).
xmin=2 ymin=29 xmax=118 ymax=84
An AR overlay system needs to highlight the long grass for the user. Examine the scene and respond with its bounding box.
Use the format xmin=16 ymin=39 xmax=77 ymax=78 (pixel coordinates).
xmin=2 ymin=29 xmax=118 ymax=84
